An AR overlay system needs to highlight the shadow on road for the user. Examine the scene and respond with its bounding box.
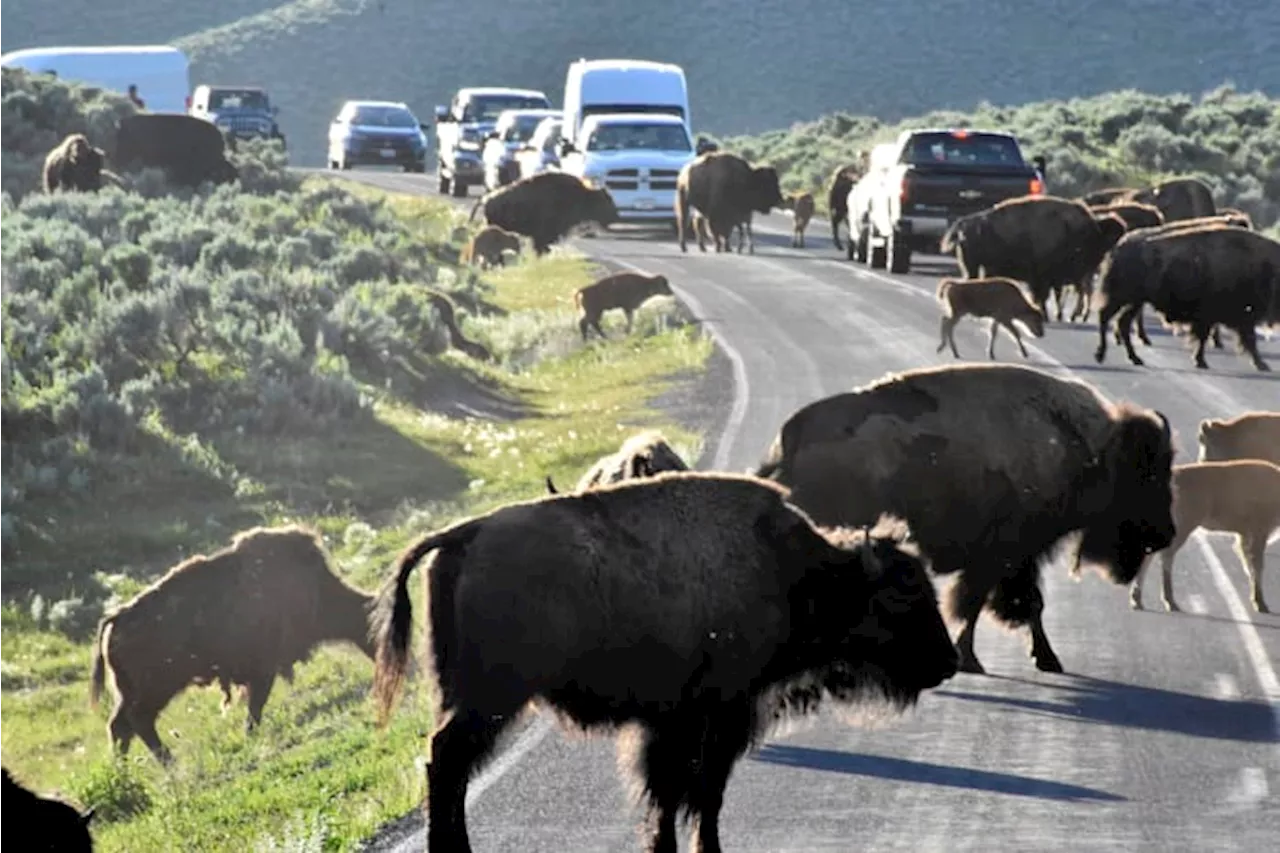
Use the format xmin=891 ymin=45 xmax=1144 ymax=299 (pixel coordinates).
xmin=936 ymin=673 xmax=1277 ymax=743
xmin=752 ymin=744 xmax=1126 ymax=802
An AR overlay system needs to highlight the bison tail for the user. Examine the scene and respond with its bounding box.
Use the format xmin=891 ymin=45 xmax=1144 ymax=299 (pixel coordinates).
xmin=467 ymin=198 xmax=484 ymax=223
xmin=545 ymin=475 xmax=559 ymax=495
xmin=371 ymin=517 xmax=482 ymax=726
xmin=89 ymin=614 xmax=117 ymax=709
xmin=939 ymin=219 xmax=964 ymax=255
xmin=935 ymin=278 xmax=956 ymax=302
xmin=753 ymin=433 xmax=785 ymax=481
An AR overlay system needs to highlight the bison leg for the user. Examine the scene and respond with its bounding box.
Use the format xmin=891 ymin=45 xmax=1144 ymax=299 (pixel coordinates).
xmin=945 ymin=572 xmax=993 ymax=675
xmin=244 ymin=671 xmax=276 ymax=733
xmin=831 ymin=211 xmax=845 ymax=251
xmin=1096 ymin=303 xmax=1120 ymax=363
xmin=1136 ymin=311 xmax=1152 ymax=346
xmin=428 ymin=708 xmax=512 ymax=853
xmin=687 ymin=702 xmax=753 ymax=853
xmin=1023 ymin=587 xmax=1063 ymax=674
xmin=1234 ymin=322 xmax=1270 ymax=372
xmin=986 ymin=318 xmax=1002 ymax=360
xmin=937 ymin=315 xmax=961 ymax=358
xmin=1211 ymin=324 xmax=1224 ymax=350
xmin=579 ymin=315 xmax=593 ymax=341
xmin=629 ymin=721 xmax=693 ymax=853
xmin=1128 ymin=552 xmax=1155 ymax=611
xmin=129 ymin=705 xmax=173 ymax=766
xmin=1156 ymin=531 xmax=1191 ymax=613
xmin=624 ymin=308 xmax=635 ymax=334
xmin=1116 ymin=306 xmax=1147 ymax=367
xmin=1237 ymin=532 xmax=1269 ymax=614
xmin=987 ymin=568 xmax=1063 ymax=674
xmin=1002 ymin=320 xmax=1031 ymax=359
xmin=1189 ymin=320 xmax=1215 ymax=370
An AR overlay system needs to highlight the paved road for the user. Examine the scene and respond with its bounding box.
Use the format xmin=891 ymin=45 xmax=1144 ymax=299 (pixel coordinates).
xmin=303 ymin=169 xmax=1280 ymax=852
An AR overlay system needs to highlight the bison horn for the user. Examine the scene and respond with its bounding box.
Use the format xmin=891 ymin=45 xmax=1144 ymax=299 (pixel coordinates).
xmin=1155 ymin=410 xmax=1172 ymax=441
xmin=859 ymin=524 xmax=882 ymax=574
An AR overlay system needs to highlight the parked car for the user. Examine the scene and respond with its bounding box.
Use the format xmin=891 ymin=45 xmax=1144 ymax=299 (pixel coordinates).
xmin=189 ymin=85 xmax=285 ymax=147
xmin=433 ymin=87 xmax=552 ymax=197
xmin=326 ymin=100 xmax=428 ymax=172
xmin=514 ymin=116 xmax=564 ymax=180
xmin=481 ymin=108 xmax=561 ymax=190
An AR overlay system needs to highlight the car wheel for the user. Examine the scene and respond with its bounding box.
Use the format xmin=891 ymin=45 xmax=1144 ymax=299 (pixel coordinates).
xmin=438 ymin=166 xmax=451 ymax=194
xmin=852 ymin=220 xmax=870 ymax=263
xmin=868 ymin=225 xmax=887 ymax=269
xmin=451 ymin=178 xmax=468 ymax=198
xmin=887 ymin=233 xmax=911 ymax=274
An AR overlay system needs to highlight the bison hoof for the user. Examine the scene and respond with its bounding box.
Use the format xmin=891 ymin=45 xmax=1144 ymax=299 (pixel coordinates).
xmin=1163 ymin=599 xmax=1181 ymax=613
xmin=1128 ymin=355 xmax=1146 ymax=367
xmin=1194 ymin=360 xmax=1210 ymax=370
xmin=1255 ymin=601 xmax=1270 ymax=614
xmin=1093 ymin=349 xmax=1105 ymax=364
xmin=1033 ymin=653 xmax=1064 ymax=674
xmin=1129 ymin=597 xmax=1144 ymax=611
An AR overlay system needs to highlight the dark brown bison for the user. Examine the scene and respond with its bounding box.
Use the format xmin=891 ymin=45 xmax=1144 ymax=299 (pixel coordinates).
xmin=469 ymin=171 xmax=619 ymax=255
xmin=2 ymin=768 xmax=95 ymax=852
xmin=89 ymin=525 xmax=377 ymax=764
xmin=1081 ymin=187 xmax=1136 ymax=206
xmin=676 ymin=151 xmax=784 ymax=254
xmin=826 ymin=159 xmax=865 ymax=251
xmin=547 ymin=430 xmax=691 ymax=495
xmin=940 ymin=195 xmax=1128 ymax=321
xmin=1087 ymin=201 xmax=1165 ymax=231
xmin=1094 ymin=224 xmax=1280 ymax=371
xmin=574 ymin=271 xmax=673 ymax=340
xmin=1128 ymin=177 xmax=1217 ymax=223
xmin=372 ymin=472 xmax=959 ymax=853
xmin=753 ymin=363 xmax=1177 ymax=675
xmin=42 ymin=133 xmax=118 ymax=193
xmin=111 ymin=114 xmax=238 ymax=188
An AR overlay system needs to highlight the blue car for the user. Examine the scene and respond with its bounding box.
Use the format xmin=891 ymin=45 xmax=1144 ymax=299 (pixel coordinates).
xmin=327 ymin=99 xmax=428 ymax=172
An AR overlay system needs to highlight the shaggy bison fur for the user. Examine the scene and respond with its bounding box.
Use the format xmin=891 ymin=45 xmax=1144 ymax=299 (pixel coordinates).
xmin=112 ymin=114 xmax=238 ymax=188
xmin=1081 ymin=178 xmax=1217 ymax=223
xmin=2 ymin=767 xmax=95 ymax=852
xmin=469 ymin=171 xmax=619 ymax=255
xmin=574 ymin=271 xmax=673 ymax=340
xmin=676 ymin=151 xmax=783 ymax=254
xmin=1198 ymin=411 xmax=1280 ymax=466
xmin=89 ymin=525 xmax=377 ymax=764
xmin=826 ymin=160 xmax=865 ymax=250
xmin=1128 ymin=460 xmax=1280 ymax=614
xmin=42 ymin=133 xmax=117 ymax=193
xmin=753 ymin=363 xmax=1177 ymax=675
xmin=939 ymin=195 xmax=1129 ymax=321
xmin=1093 ymin=224 xmax=1280 ymax=371
xmin=459 ymin=224 xmax=521 ymax=269
xmin=372 ymin=472 xmax=959 ymax=853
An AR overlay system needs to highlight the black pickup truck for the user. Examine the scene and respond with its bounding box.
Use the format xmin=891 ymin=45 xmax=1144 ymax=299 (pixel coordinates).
xmin=845 ymin=128 xmax=1046 ymax=273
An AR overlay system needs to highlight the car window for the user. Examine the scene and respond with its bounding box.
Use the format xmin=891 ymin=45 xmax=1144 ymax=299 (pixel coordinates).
xmin=464 ymin=96 xmax=549 ymax=123
xmin=586 ymin=123 xmax=691 ymax=152
xmin=351 ymin=106 xmax=419 ymax=128
xmin=905 ymin=133 xmax=1024 ymax=166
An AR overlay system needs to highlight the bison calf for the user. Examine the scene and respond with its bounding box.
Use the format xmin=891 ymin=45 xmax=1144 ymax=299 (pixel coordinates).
xmin=575 ymin=271 xmax=674 ymax=341
xmin=459 ymin=225 xmax=521 ymax=269
xmin=373 ymin=472 xmax=958 ymax=853
xmin=782 ymin=191 xmax=816 ymax=248
xmin=89 ymin=525 xmax=377 ymax=764
xmin=3 ymin=768 xmax=95 ymax=851
xmin=1198 ymin=411 xmax=1280 ymax=466
xmin=43 ymin=133 xmax=115 ymax=193
xmin=547 ymin=430 xmax=690 ymax=494
xmin=935 ymin=276 xmax=1046 ymax=360
xmin=1129 ymin=460 xmax=1280 ymax=613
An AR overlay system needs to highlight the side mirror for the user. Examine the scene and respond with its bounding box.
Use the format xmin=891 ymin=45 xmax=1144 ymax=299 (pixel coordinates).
xmin=1032 ymin=155 xmax=1047 ymax=176
xmin=419 ymin=123 xmax=429 ymax=131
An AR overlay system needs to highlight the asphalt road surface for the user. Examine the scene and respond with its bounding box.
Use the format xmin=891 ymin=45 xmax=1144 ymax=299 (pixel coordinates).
xmin=300 ymin=168 xmax=1280 ymax=852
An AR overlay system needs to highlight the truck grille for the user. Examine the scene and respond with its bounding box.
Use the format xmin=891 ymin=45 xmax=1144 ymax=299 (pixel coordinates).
xmin=604 ymin=167 xmax=679 ymax=192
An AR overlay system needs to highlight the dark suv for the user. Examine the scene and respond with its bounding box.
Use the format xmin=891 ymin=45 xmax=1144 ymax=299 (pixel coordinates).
xmin=189 ymin=85 xmax=286 ymax=148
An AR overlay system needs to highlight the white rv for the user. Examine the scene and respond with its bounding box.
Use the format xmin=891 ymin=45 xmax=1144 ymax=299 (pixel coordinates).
xmin=559 ymin=58 xmax=695 ymax=227
xmin=0 ymin=45 xmax=192 ymax=114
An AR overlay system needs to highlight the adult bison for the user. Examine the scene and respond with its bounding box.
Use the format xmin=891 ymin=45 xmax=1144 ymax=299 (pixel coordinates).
xmin=940 ymin=195 xmax=1128 ymax=321
xmin=3 ymin=768 xmax=95 ymax=852
xmin=753 ymin=363 xmax=1177 ymax=675
xmin=676 ymin=151 xmax=783 ymax=254
xmin=469 ymin=171 xmax=619 ymax=255
xmin=42 ymin=133 xmax=118 ymax=193
xmin=90 ymin=525 xmax=377 ymax=764
xmin=111 ymin=114 xmax=238 ymax=187
xmin=372 ymin=472 xmax=959 ymax=853
xmin=1093 ymin=224 xmax=1280 ymax=371
xmin=826 ymin=159 xmax=865 ymax=251
xmin=1080 ymin=178 xmax=1216 ymax=223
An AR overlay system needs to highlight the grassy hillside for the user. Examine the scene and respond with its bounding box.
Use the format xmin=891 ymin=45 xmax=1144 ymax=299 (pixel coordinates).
xmin=1 ymin=69 xmax=713 ymax=851
xmin=5 ymin=0 xmax=1278 ymax=168
xmin=719 ymin=86 xmax=1280 ymax=235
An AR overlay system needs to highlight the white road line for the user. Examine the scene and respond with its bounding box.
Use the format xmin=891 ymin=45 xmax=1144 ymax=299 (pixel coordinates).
xmin=1226 ymin=767 xmax=1270 ymax=808
xmin=1213 ymin=673 xmax=1241 ymax=700
xmin=1187 ymin=594 xmax=1209 ymax=615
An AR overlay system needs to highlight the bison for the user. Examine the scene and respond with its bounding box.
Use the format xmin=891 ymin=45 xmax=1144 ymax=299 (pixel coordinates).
xmin=826 ymin=159 xmax=866 ymax=251
xmin=372 ymin=471 xmax=959 ymax=853
xmin=112 ymin=114 xmax=238 ymax=188
xmin=1080 ymin=178 xmax=1217 ymax=223
xmin=1093 ymin=224 xmax=1280 ymax=371
xmin=574 ymin=271 xmax=674 ymax=341
xmin=939 ymin=195 xmax=1128 ymax=321
xmin=676 ymin=151 xmax=783 ymax=254
xmin=782 ymin=191 xmax=817 ymax=248
xmin=89 ymin=525 xmax=378 ymax=764
xmin=935 ymin=276 xmax=1046 ymax=360
xmin=42 ymin=133 xmax=117 ymax=193
xmin=459 ymin=224 xmax=521 ymax=269
xmin=547 ymin=430 xmax=690 ymax=495
xmin=753 ymin=362 xmax=1177 ymax=675
xmin=2 ymin=768 xmax=95 ymax=852
xmin=1087 ymin=202 xmax=1165 ymax=232
xmin=469 ymin=171 xmax=619 ymax=255
xmin=1198 ymin=411 xmax=1280 ymax=465
xmin=1128 ymin=460 xmax=1280 ymax=614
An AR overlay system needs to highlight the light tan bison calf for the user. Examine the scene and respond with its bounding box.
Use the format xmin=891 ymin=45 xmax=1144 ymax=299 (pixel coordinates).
xmin=781 ymin=191 xmax=816 ymax=248
xmin=574 ymin=271 xmax=674 ymax=341
xmin=935 ymin=276 xmax=1047 ymax=360
xmin=545 ymin=430 xmax=690 ymax=495
xmin=1129 ymin=460 xmax=1280 ymax=613
xmin=460 ymin=225 xmax=522 ymax=269
xmin=1198 ymin=412 xmax=1280 ymax=466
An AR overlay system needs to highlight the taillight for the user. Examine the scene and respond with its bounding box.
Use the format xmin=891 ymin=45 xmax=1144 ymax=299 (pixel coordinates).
xmin=1029 ymin=177 xmax=1044 ymax=195
xmin=900 ymin=176 xmax=911 ymax=205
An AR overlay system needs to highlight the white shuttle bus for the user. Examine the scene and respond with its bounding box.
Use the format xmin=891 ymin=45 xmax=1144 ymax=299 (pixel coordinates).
xmin=0 ymin=45 xmax=192 ymax=114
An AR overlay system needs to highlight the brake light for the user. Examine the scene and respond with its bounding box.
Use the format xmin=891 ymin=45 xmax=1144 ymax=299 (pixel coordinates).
xmin=1029 ymin=177 xmax=1044 ymax=195
xmin=950 ymin=129 xmax=970 ymax=139
xmin=900 ymin=176 xmax=911 ymax=205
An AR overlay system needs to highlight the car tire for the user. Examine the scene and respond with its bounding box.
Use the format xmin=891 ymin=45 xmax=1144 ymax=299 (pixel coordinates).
xmin=887 ymin=233 xmax=911 ymax=274
xmin=852 ymin=220 xmax=870 ymax=263
xmin=868 ymin=224 xmax=888 ymax=269
xmin=451 ymin=178 xmax=468 ymax=198
xmin=438 ymin=167 xmax=451 ymax=194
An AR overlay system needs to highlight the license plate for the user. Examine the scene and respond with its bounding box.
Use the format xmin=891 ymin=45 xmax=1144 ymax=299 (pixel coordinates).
xmin=634 ymin=198 xmax=655 ymax=210
xmin=380 ymin=148 xmax=396 ymax=158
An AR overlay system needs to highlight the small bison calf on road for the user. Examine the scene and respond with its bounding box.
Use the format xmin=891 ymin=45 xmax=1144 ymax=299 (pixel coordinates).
xmin=546 ymin=430 xmax=690 ymax=494
xmin=3 ymin=767 xmax=95 ymax=851
xmin=575 ymin=271 xmax=674 ymax=341
xmin=935 ymin=276 xmax=1046 ymax=360
xmin=89 ymin=525 xmax=378 ymax=764
xmin=372 ymin=472 xmax=959 ymax=853
xmin=459 ymin=224 xmax=521 ymax=269
xmin=1198 ymin=412 xmax=1280 ymax=466
xmin=1129 ymin=460 xmax=1280 ymax=614
xmin=782 ymin=191 xmax=816 ymax=248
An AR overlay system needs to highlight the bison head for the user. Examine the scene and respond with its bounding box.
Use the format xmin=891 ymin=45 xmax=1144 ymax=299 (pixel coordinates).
xmin=1196 ymin=418 xmax=1228 ymax=462
xmin=1091 ymin=213 xmax=1129 ymax=254
xmin=1076 ymin=408 xmax=1176 ymax=584
xmin=584 ymin=186 xmax=620 ymax=228
xmin=750 ymin=165 xmax=784 ymax=214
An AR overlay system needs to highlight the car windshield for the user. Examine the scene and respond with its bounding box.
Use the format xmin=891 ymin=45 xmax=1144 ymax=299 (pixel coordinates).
xmin=503 ymin=115 xmax=551 ymax=143
xmin=466 ymin=96 xmax=549 ymax=123
xmin=904 ymin=132 xmax=1025 ymax=166
xmin=351 ymin=105 xmax=418 ymax=128
xmin=210 ymin=90 xmax=269 ymax=111
xmin=586 ymin=123 xmax=692 ymax=152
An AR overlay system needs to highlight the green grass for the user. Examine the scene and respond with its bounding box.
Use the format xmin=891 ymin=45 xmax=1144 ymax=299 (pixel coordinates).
xmin=0 ymin=181 xmax=714 ymax=852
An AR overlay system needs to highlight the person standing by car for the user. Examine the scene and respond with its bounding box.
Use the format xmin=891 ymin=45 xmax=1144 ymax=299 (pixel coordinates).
xmin=127 ymin=84 xmax=146 ymax=110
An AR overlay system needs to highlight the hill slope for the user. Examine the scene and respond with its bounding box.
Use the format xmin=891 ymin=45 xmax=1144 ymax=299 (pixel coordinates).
xmin=4 ymin=0 xmax=1278 ymax=168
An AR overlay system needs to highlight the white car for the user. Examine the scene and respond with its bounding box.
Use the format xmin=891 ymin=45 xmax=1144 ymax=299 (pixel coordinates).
xmin=327 ymin=99 xmax=429 ymax=172
xmin=481 ymin=108 xmax=561 ymax=190
xmin=559 ymin=113 xmax=696 ymax=226
xmin=515 ymin=116 xmax=564 ymax=180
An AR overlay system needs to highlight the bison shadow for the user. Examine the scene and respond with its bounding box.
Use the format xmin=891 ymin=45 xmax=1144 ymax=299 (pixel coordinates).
xmin=752 ymin=744 xmax=1125 ymax=803
xmin=935 ymin=674 xmax=1276 ymax=744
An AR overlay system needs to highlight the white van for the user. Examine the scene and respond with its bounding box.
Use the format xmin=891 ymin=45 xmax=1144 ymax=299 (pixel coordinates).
xmin=561 ymin=58 xmax=691 ymax=149
xmin=0 ymin=45 xmax=191 ymax=114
